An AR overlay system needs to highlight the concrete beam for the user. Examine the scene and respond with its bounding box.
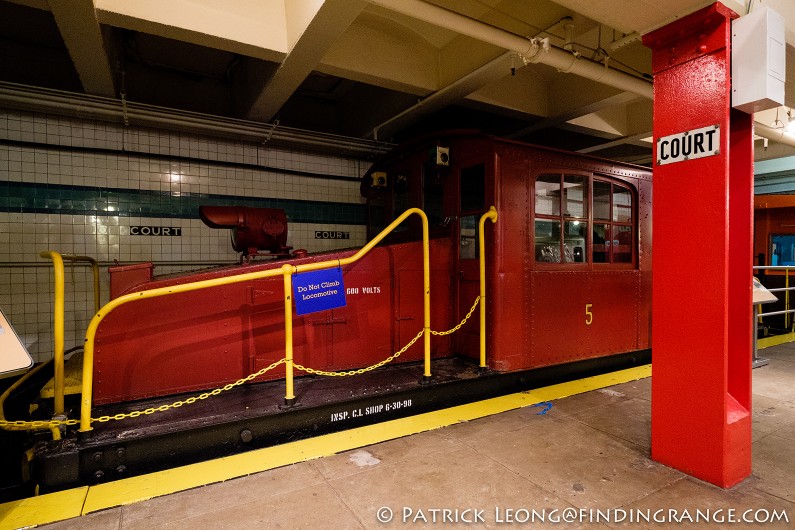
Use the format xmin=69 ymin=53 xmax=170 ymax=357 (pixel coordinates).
xmin=48 ymin=0 xmax=115 ymax=96
xmin=576 ymin=131 xmax=652 ymax=154
xmin=506 ymin=92 xmax=639 ymax=139
xmin=95 ymin=0 xmax=287 ymax=62
xmin=245 ymin=0 xmax=368 ymax=122
xmin=368 ymin=51 xmax=513 ymax=140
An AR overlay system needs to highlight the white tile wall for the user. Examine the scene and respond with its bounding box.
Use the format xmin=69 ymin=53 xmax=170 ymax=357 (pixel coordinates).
xmin=0 ymin=109 xmax=372 ymax=361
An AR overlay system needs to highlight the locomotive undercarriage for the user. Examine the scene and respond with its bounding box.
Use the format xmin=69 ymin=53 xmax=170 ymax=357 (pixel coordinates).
xmin=25 ymin=349 xmax=649 ymax=496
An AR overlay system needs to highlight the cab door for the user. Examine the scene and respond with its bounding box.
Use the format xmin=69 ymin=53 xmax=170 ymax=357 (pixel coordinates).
xmin=455 ymin=159 xmax=492 ymax=359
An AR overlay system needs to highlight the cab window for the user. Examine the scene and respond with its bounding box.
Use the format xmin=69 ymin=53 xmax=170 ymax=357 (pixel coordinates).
xmin=534 ymin=173 xmax=588 ymax=263
xmin=592 ymin=179 xmax=634 ymax=264
xmin=534 ymin=173 xmax=636 ymax=267
xmin=770 ymin=234 xmax=795 ymax=266
xmin=459 ymin=164 xmax=486 ymax=260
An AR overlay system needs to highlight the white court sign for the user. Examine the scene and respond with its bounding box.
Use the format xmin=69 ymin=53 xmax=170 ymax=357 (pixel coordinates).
xmin=656 ymin=124 xmax=720 ymax=166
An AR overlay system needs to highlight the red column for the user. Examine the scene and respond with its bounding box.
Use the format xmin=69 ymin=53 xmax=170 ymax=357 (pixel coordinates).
xmin=643 ymin=2 xmax=753 ymax=488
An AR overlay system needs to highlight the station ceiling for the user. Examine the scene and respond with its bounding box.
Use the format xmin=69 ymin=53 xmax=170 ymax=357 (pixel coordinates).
xmin=1 ymin=0 xmax=795 ymax=165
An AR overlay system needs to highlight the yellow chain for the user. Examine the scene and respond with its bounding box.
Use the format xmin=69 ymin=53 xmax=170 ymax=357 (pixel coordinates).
xmin=0 ymin=418 xmax=80 ymax=429
xmin=91 ymin=358 xmax=287 ymax=423
xmin=431 ymin=295 xmax=480 ymax=336
xmin=294 ymin=329 xmax=424 ymax=377
xmin=0 ymin=297 xmax=481 ymax=430
xmin=0 ymin=358 xmax=286 ymax=430
xmin=294 ymin=296 xmax=480 ymax=376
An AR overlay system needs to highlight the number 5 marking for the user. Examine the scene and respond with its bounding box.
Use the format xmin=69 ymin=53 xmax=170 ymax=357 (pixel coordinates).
xmin=585 ymin=304 xmax=593 ymax=325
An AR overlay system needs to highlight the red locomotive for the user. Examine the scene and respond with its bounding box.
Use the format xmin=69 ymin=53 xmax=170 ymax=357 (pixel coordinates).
xmin=7 ymin=131 xmax=652 ymax=495
xmin=95 ymin=131 xmax=651 ymax=404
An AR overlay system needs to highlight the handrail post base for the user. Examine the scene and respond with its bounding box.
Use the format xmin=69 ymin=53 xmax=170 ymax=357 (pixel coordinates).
xmin=77 ymin=429 xmax=93 ymax=442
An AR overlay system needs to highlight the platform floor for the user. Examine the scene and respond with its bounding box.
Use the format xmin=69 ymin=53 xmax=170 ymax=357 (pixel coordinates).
xmin=27 ymin=344 xmax=795 ymax=528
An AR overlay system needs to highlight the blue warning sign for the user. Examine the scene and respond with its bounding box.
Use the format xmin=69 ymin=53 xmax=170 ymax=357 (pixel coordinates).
xmin=293 ymin=268 xmax=347 ymax=316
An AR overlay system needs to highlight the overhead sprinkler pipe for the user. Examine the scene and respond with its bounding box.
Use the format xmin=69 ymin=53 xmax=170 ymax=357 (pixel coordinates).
xmin=369 ymin=0 xmax=653 ymax=99
xmin=754 ymin=122 xmax=795 ymax=149
xmin=369 ymin=0 xmax=793 ymax=147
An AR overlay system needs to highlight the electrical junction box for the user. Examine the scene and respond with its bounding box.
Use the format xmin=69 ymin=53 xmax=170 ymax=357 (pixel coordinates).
xmin=731 ymin=6 xmax=785 ymax=114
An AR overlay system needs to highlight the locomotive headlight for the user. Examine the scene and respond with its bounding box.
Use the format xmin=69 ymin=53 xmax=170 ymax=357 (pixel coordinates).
xmin=433 ymin=146 xmax=450 ymax=166
xmin=371 ymin=172 xmax=388 ymax=188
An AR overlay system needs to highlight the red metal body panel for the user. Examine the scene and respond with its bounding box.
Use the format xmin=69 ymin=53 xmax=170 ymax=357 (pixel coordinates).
xmin=95 ymin=130 xmax=652 ymax=408
xmin=108 ymin=262 xmax=154 ymax=299
xmin=530 ymin=271 xmax=640 ymax=367
xmin=95 ymin=241 xmax=452 ymax=404
xmin=645 ymin=3 xmax=752 ymax=487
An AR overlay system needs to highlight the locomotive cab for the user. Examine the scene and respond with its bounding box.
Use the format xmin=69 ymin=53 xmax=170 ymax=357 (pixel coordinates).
xmin=362 ymin=133 xmax=497 ymax=362
xmin=361 ymin=131 xmax=652 ymax=372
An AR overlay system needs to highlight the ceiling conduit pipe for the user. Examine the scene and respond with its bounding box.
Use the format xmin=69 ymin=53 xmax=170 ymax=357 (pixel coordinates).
xmin=755 ymin=122 xmax=795 ymax=149
xmin=370 ymin=0 xmax=793 ymax=148
xmin=0 ymin=82 xmax=394 ymax=157
xmin=369 ymin=0 xmax=653 ymax=99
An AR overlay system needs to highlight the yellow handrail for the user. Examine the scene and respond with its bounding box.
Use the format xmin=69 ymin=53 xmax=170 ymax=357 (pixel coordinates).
xmin=39 ymin=252 xmax=100 ymax=416
xmin=78 ymin=208 xmax=431 ymax=432
xmin=479 ymin=207 xmax=498 ymax=368
xmin=40 ymin=252 xmax=65 ymax=416
xmin=282 ymin=264 xmax=296 ymax=404
xmin=290 ymin=209 xmax=432 ymax=376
